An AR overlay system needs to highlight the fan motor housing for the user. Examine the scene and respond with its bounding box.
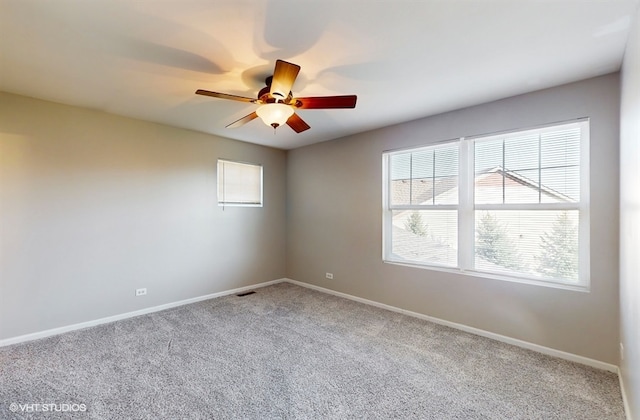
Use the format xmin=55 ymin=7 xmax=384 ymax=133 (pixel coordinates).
xmin=259 ymin=77 xmax=293 ymax=104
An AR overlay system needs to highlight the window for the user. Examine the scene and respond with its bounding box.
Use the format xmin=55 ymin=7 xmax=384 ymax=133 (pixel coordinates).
xmin=383 ymin=120 xmax=589 ymax=289
xmin=217 ymin=159 xmax=263 ymax=207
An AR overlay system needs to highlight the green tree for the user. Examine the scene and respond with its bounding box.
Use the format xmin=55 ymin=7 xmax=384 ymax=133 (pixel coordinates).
xmin=476 ymin=212 xmax=522 ymax=270
xmin=404 ymin=211 xmax=427 ymax=236
xmin=536 ymin=212 xmax=578 ymax=281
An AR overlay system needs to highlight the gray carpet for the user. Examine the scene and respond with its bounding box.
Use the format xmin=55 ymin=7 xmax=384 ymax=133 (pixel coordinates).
xmin=0 ymin=282 xmax=625 ymax=419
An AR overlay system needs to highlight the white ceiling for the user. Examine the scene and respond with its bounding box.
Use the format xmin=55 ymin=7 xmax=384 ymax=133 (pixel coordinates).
xmin=1 ymin=0 xmax=638 ymax=150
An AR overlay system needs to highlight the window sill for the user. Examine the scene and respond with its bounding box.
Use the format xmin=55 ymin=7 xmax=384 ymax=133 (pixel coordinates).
xmin=383 ymin=259 xmax=590 ymax=292
xmin=218 ymin=203 xmax=263 ymax=207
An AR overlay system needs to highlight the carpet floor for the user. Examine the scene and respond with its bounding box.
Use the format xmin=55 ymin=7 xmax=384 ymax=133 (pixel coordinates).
xmin=0 ymin=282 xmax=625 ymax=419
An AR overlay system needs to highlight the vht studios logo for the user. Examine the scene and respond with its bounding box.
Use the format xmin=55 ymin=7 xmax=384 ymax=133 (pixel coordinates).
xmin=9 ymin=402 xmax=87 ymax=412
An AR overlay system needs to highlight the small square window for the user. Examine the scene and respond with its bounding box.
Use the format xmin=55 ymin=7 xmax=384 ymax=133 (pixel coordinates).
xmin=217 ymin=159 xmax=263 ymax=207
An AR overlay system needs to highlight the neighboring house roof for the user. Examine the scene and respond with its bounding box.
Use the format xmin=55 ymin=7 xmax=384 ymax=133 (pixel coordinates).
xmin=480 ymin=167 xmax=575 ymax=203
xmin=391 ymin=176 xmax=457 ymax=206
xmin=391 ymin=166 xmax=574 ymax=205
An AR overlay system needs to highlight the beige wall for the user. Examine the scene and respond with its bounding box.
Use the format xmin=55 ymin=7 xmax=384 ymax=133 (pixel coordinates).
xmin=620 ymin=4 xmax=640 ymax=417
xmin=287 ymin=74 xmax=620 ymax=364
xmin=0 ymin=92 xmax=287 ymax=340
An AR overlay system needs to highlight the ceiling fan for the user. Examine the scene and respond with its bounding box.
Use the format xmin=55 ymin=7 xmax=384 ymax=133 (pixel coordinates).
xmin=196 ymin=60 xmax=357 ymax=133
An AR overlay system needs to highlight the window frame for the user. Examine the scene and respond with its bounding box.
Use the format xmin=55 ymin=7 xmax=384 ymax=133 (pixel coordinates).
xmin=217 ymin=159 xmax=264 ymax=208
xmin=382 ymin=119 xmax=590 ymax=291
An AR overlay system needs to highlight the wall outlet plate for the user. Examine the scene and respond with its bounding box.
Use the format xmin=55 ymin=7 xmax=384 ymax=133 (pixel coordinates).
xmin=135 ymin=288 xmax=147 ymax=296
xmin=325 ymin=273 xmax=334 ymax=279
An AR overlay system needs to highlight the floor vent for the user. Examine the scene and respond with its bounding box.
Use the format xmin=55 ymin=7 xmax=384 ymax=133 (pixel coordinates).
xmin=236 ymin=291 xmax=256 ymax=297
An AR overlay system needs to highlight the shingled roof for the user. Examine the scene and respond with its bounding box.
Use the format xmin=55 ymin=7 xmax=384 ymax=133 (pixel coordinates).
xmin=391 ymin=166 xmax=574 ymax=206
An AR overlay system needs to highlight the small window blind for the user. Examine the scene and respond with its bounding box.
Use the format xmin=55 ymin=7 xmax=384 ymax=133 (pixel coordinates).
xmin=217 ymin=159 xmax=263 ymax=207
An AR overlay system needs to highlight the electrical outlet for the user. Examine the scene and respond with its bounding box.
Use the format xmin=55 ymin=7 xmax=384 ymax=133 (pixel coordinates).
xmin=135 ymin=288 xmax=147 ymax=296
xmin=325 ymin=273 xmax=333 ymax=279
xmin=620 ymin=343 xmax=624 ymax=361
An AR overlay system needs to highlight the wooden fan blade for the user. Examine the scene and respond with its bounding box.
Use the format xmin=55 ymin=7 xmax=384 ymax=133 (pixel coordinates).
xmin=293 ymin=95 xmax=357 ymax=109
xmin=196 ymin=89 xmax=257 ymax=103
xmin=226 ymin=112 xmax=258 ymax=128
xmin=286 ymin=112 xmax=311 ymax=133
xmin=270 ymin=60 xmax=300 ymax=100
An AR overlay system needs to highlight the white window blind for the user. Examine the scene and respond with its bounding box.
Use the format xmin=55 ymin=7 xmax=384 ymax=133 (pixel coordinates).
xmin=473 ymin=124 xmax=582 ymax=282
xmin=217 ymin=159 xmax=263 ymax=207
xmin=387 ymin=143 xmax=459 ymax=267
xmin=383 ymin=119 xmax=589 ymax=289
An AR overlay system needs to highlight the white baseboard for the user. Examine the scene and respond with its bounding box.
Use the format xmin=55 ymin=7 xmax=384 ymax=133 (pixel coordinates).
xmin=283 ymin=278 xmax=619 ymax=374
xmin=0 ymin=278 xmax=286 ymax=348
xmin=619 ymin=369 xmax=633 ymax=420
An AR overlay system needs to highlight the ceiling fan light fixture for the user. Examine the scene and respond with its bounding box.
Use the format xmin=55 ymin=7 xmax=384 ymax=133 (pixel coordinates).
xmin=196 ymin=59 xmax=356 ymax=133
xmin=256 ymin=103 xmax=294 ymax=129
